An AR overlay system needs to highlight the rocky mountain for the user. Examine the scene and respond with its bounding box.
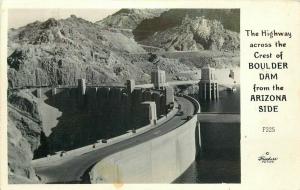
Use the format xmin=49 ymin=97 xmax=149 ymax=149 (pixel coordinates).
xmin=97 ymin=9 xmax=240 ymax=52
xmin=7 ymin=15 xmax=147 ymax=88
xmin=8 ymin=14 xmax=194 ymax=88
xmin=133 ymin=9 xmax=240 ymax=41
xmin=8 ymin=10 xmax=240 ymax=89
xmin=96 ymin=9 xmax=167 ymax=30
xmin=140 ymin=16 xmax=239 ymax=52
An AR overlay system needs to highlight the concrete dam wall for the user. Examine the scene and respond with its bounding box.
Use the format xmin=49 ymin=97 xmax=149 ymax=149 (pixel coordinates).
xmin=89 ymin=97 xmax=201 ymax=183
xmin=32 ymin=86 xmax=169 ymax=158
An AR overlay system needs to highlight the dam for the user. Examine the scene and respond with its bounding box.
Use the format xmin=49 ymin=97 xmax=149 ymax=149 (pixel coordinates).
xmin=24 ymin=66 xmax=241 ymax=184
xmin=30 ymin=67 xmax=203 ymax=183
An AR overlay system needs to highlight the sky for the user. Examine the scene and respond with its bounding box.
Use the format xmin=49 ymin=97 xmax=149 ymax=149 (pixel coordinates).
xmin=8 ymin=9 xmax=119 ymax=29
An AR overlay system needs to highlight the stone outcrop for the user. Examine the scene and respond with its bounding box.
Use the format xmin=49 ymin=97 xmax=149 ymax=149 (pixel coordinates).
xmin=7 ymin=90 xmax=43 ymax=183
xmin=140 ymin=16 xmax=239 ymax=52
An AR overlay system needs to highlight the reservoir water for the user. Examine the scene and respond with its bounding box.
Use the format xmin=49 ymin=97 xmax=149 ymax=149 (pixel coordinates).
xmin=175 ymin=86 xmax=240 ymax=183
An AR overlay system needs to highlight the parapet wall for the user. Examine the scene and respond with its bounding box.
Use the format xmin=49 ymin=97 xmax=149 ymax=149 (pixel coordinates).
xmin=89 ymin=106 xmax=199 ymax=183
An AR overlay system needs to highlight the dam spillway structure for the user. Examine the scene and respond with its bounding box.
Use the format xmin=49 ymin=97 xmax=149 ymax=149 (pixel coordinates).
xmin=198 ymin=66 xmax=219 ymax=101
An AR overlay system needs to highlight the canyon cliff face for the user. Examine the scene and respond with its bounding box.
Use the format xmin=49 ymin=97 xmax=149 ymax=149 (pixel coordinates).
xmin=95 ymin=9 xmax=240 ymax=68
xmin=132 ymin=9 xmax=240 ymax=41
xmin=8 ymin=91 xmax=43 ymax=183
xmin=140 ymin=16 xmax=239 ymax=52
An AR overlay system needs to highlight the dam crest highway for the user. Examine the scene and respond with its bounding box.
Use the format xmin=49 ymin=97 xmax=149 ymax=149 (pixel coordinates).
xmin=33 ymin=96 xmax=196 ymax=183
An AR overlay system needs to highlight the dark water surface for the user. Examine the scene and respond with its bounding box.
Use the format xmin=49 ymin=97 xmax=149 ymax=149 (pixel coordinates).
xmin=174 ymin=87 xmax=241 ymax=183
xmin=199 ymin=86 xmax=240 ymax=113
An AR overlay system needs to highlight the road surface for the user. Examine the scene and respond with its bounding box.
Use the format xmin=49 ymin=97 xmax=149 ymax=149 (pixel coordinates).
xmin=34 ymin=97 xmax=195 ymax=183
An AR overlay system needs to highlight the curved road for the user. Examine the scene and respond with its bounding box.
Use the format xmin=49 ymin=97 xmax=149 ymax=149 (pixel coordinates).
xmin=34 ymin=97 xmax=195 ymax=183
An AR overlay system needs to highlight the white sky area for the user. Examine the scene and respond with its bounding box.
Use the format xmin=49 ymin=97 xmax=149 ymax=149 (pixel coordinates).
xmin=8 ymin=9 xmax=119 ymax=29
